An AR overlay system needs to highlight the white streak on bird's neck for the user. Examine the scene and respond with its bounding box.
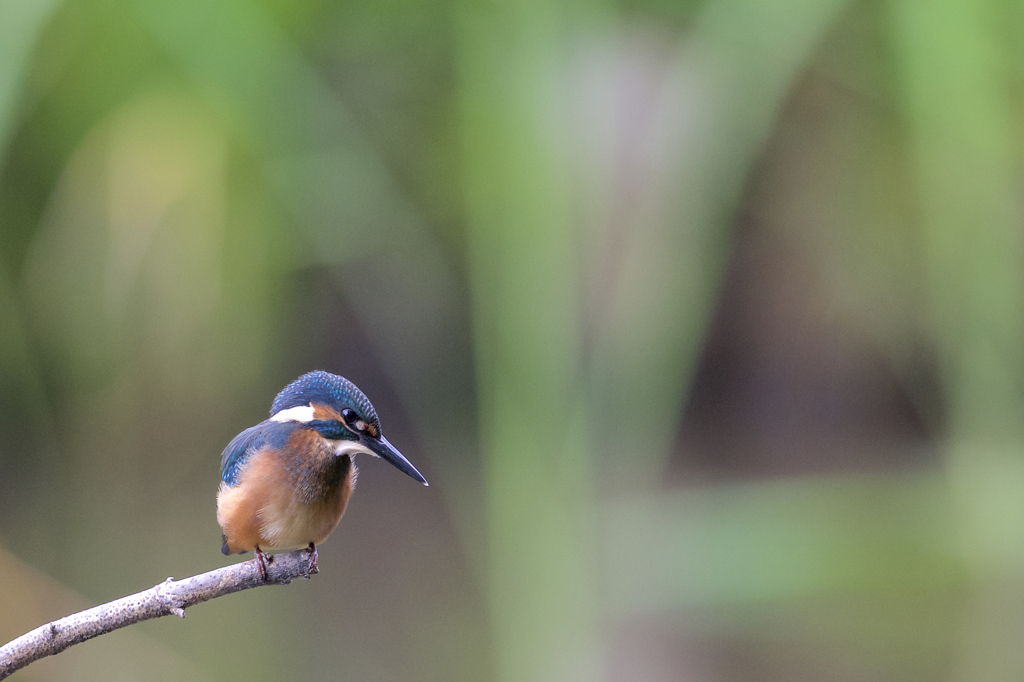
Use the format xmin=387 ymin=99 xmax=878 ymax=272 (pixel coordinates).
xmin=271 ymin=404 xmax=315 ymax=423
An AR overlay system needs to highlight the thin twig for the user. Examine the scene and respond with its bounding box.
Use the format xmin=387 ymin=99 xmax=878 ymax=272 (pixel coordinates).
xmin=0 ymin=550 xmax=317 ymax=680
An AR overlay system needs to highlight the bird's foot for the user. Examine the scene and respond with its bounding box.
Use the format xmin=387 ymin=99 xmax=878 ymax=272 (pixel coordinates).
xmin=307 ymin=542 xmax=319 ymax=575
xmin=254 ymin=545 xmax=270 ymax=582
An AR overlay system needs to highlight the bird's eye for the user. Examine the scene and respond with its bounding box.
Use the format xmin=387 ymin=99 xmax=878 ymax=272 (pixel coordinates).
xmin=341 ymin=408 xmax=367 ymax=433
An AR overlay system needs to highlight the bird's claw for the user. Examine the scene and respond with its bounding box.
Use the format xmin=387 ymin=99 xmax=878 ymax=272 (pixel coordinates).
xmin=307 ymin=542 xmax=319 ymax=575
xmin=254 ymin=545 xmax=269 ymax=582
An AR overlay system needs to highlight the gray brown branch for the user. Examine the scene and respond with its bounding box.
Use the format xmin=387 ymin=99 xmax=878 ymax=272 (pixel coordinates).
xmin=0 ymin=550 xmax=317 ymax=680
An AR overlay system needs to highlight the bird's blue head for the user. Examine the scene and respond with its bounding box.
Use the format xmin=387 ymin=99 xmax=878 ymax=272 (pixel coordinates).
xmin=270 ymin=370 xmax=427 ymax=485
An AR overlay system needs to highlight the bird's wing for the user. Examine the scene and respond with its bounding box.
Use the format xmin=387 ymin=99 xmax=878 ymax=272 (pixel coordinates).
xmin=220 ymin=424 xmax=266 ymax=486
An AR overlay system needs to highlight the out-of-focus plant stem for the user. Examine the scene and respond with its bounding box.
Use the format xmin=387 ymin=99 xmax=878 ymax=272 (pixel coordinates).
xmin=458 ymin=3 xmax=601 ymax=681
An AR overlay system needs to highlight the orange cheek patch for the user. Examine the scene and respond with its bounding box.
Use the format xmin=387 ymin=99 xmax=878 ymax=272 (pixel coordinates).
xmin=311 ymin=404 xmax=343 ymax=422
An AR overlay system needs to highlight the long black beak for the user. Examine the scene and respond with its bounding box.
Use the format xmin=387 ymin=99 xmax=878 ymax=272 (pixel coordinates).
xmin=364 ymin=435 xmax=428 ymax=486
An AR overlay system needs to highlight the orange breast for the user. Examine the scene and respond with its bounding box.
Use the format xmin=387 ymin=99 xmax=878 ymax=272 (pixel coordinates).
xmin=217 ymin=448 xmax=355 ymax=553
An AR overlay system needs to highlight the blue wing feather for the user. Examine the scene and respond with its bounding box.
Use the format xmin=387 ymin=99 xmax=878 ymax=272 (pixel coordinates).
xmin=220 ymin=424 xmax=266 ymax=486
xmin=220 ymin=420 xmax=297 ymax=486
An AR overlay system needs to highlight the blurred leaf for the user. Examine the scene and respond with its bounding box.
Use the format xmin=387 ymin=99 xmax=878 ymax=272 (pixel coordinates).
xmin=890 ymin=0 xmax=1024 ymax=440
xmin=589 ymin=0 xmax=852 ymax=489
xmin=21 ymin=92 xmax=227 ymax=381
xmin=604 ymin=472 xmax=967 ymax=613
xmin=0 ymin=0 xmax=62 ymax=163
xmin=132 ymin=0 xmax=418 ymax=251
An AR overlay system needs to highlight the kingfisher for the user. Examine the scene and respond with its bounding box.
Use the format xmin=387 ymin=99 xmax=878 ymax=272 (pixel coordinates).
xmin=217 ymin=370 xmax=427 ymax=580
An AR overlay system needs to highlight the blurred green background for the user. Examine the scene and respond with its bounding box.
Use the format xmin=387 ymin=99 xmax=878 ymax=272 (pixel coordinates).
xmin=1 ymin=0 xmax=1023 ymax=680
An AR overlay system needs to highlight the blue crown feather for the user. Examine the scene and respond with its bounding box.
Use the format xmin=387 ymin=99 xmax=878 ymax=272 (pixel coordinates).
xmin=270 ymin=370 xmax=379 ymax=428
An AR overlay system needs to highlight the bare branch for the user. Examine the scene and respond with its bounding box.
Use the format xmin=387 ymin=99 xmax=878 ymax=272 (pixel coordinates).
xmin=0 ymin=550 xmax=317 ymax=680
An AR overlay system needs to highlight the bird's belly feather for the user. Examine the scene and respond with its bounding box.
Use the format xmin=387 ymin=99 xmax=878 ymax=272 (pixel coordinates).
xmin=217 ymin=447 xmax=353 ymax=552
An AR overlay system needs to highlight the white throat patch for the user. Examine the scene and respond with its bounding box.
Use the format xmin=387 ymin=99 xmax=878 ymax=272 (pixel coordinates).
xmin=270 ymin=404 xmax=316 ymax=423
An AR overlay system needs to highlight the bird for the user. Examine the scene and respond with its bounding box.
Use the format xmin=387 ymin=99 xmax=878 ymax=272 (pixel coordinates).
xmin=217 ymin=370 xmax=427 ymax=580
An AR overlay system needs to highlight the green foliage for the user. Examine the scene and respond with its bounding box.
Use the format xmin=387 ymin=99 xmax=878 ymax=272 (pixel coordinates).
xmin=2 ymin=0 xmax=1024 ymax=680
